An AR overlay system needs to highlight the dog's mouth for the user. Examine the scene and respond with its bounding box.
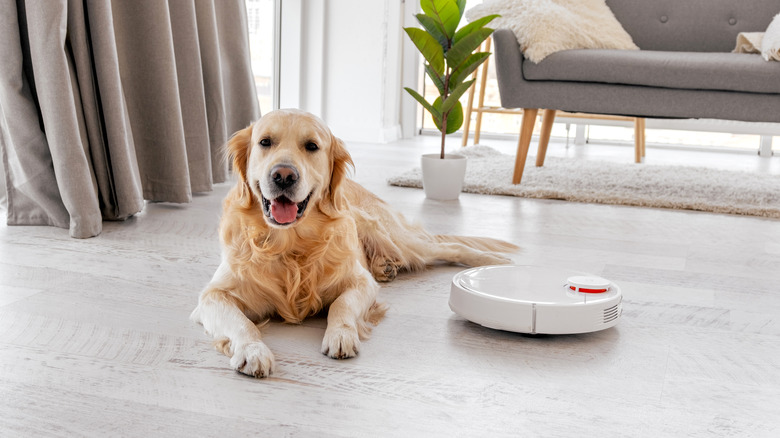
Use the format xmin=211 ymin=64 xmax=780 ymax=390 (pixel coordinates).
xmin=261 ymin=192 xmax=312 ymax=226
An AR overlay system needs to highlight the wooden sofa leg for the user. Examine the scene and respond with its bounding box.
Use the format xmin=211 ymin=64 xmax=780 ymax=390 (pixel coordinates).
xmin=536 ymin=109 xmax=556 ymax=167
xmin=513 ymin=108 xmax=539 ymax=184
xmin=634 ymin=118 xmax=646 ymax=163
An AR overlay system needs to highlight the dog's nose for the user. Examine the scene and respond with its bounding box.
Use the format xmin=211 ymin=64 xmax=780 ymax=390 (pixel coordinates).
xmin=271 ymin=164 xmax=299 ymax=190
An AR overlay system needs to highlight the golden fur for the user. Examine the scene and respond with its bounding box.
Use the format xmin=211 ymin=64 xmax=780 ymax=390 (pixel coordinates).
xmin=191 ymin=109 xmax=518 ymax=377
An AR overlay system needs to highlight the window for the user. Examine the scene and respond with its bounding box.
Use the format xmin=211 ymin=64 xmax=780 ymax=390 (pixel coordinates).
xmin=245 ymin=0 xmax=279 ymax=112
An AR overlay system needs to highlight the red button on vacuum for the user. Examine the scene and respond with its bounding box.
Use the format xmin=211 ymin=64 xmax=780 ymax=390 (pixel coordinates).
xmin=567 ymin=276 xmax=611 ymax=293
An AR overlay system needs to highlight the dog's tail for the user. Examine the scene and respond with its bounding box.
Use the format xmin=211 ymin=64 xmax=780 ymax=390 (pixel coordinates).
xmin=433 ymin=235 xmax=519 ymax=254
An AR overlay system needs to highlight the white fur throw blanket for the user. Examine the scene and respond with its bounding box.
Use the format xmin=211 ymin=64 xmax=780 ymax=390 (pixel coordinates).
xmin=762 ymin=13 xmax=780 ymax=61
xmin=466 ymin=0 xmax=638 ymax=63
xmin=733 ymin=13 xmax=780 ymax=61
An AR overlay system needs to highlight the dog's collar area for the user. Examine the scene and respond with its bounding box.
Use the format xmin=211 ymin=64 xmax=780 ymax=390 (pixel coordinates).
xmin=261 ymin=192 xmax=312 ymax=226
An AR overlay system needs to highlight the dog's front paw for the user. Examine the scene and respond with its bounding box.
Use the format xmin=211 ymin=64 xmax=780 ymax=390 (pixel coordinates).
xmin=230 ymin=341 xmax=275 ymax=378
xmin=321 ymin=325 xmax=360 ymax=359
xmin=371 ymin=258 xmax=399 ymax=282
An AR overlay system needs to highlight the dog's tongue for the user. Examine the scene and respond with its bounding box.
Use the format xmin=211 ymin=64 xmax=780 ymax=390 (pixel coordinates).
xmin=270 ymin=198 xmax=298 ymax=224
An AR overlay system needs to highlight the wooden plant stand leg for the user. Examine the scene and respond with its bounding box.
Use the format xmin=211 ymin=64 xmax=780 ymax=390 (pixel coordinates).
xmin=513 ymin=108 xmax=539 ymax=184
xmin=536 ymin=109 xmax=557 ymax=167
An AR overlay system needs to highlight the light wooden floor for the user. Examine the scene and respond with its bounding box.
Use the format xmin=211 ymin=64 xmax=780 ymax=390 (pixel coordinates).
xmin=2 ymin=136 xmax=780 ymax=437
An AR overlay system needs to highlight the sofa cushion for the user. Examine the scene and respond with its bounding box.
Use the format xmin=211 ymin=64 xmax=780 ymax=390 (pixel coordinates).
xmin=522 ymin=49 xmax=780 ymax=94
xmin=606 ymin=0 xmax=779 ymax=52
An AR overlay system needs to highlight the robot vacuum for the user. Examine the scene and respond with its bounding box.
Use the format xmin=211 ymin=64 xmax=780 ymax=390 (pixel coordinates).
xmin=449 ymin=265 xmax=622 ymax=334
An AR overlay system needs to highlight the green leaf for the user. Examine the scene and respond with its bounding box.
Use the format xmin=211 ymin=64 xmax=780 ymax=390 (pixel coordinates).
xmin=425 ymin=64 xmax=446 ymax=95
xmin=415 ymin=14 xmax=448 ymax=49
xmin=404 ymin=27 xmax=445 ymax=76
xmin=441 ymin=78 xmax=475 ymax=114
xmin=432 ymin=98 xmax=463 ymax=134
xmin=450 ymin=52 xmax=491 ymax=88
xmin=404 ymin=87 xmax=442 ymax=123
xmin=445 ymin=27 xmax=493 ymax=71
xmin=421 ymin=0 xmax=461 ymax=41
xmin=453 ymin=14 xmax=499 ymax=46
xmin=456 ymin=0 xmax=467 ymax=19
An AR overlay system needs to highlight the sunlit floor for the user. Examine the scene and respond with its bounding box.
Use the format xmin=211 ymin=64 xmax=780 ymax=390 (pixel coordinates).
xmin=1 ymin=134 xmax=779 ymax=436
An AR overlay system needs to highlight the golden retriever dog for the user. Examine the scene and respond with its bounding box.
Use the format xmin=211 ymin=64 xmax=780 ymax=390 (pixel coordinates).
xmin=190 ymin=109 xmax=518 ymax=377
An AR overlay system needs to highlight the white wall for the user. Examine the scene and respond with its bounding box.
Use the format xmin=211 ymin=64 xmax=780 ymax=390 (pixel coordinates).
xmin=279 ymin=0 xmax=410 ymax=144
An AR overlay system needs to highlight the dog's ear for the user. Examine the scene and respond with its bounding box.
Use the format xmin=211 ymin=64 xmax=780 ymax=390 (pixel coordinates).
xmin=226 ymin=124 xmax=254 ymax=182
xmin=325 ymin=134 xmax=354 ymax=214
xmin=225 ymin=124 xmax=254 ymax=206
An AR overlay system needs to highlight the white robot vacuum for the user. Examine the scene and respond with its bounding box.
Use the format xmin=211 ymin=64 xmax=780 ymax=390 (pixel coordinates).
xmin=449 ymin=265 xmax=622 ymax=334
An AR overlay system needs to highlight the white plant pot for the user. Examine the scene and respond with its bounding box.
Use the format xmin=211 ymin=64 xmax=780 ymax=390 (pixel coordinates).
xmin=421 ymin=153 xmax=467 ymax=200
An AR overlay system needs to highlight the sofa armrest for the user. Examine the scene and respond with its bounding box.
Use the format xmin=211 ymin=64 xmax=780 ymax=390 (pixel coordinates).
xmin=492 ymin=28 xmax=530 ymax=109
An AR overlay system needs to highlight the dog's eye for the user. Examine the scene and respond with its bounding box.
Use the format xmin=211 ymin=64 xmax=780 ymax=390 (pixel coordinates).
xmin=259 ymin=138 xmax=271 ymax=147
xmin=305 ymin=142 xmax=319 ymax=152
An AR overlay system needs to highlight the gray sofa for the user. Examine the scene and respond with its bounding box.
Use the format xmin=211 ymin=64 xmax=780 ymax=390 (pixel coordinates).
xmin=492 ymin=0 xmax=780 ymax=184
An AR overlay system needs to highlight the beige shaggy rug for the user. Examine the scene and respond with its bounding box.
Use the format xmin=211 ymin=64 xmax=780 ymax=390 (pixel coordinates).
xmin=388 ymin=145 xmax=780 ymax=218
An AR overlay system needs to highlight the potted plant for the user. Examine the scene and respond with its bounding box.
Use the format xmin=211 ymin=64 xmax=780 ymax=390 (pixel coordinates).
xmin=404 ymin=0 xmax=498 ymax=200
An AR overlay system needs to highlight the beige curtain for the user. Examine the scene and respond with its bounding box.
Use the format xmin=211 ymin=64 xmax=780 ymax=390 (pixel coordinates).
xmin=0 ymin=0 xmax=261 ymax=238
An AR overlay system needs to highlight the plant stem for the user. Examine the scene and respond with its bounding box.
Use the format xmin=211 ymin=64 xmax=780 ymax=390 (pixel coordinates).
xmin=441 ymin=68 xmax=450 ymax=159
xmin=440 ymin=112 xmax=447 ymax=159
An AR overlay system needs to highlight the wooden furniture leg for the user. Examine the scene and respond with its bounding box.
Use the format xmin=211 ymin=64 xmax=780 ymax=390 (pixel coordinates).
xmin=461 ymin=70 xmax=478 ymax=147
xmin=513 ymin=108 xmax=539 ymax=184
xmin=536 ymin=109 xmax=557 ymax=167
xmin=634 ymin=118 xmax=646 ymax=163
xmin=473 ymin=38 xmax=492 ymax=145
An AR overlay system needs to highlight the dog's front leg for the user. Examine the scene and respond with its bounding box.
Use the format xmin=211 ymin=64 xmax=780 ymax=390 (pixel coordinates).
xmin=321 ymin=262 xmax=380 ymax=359
xmin=190 ymin=261 xmax=275 ymax=377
